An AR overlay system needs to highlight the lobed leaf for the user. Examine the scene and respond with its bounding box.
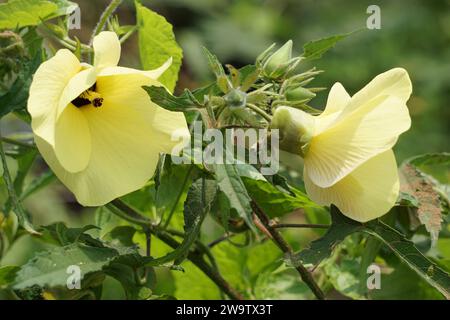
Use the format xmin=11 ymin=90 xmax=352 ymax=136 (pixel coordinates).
xmin=136 ymin=1 xmax=183 ymax=92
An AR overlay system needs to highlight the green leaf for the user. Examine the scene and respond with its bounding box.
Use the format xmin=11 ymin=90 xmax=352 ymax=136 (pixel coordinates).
xmin=235 ymin=163 xmax=319 ymax=217
xmin=156 ymin=161 xmax=193 ymax=226
xmin=291 ymin=207 xmax=362 ymax=267
xmin=370 ymin=262 xmax=443 ymax=300
xmin=202 ymin=46 xmax=225 ymax=79
xmin=105 ymin=262 xmax=155 ymax=300
xmin=397 ymin=191 xmax=419 ymax=207
xmin=409 ymin=152 xmax=450 ymax=171
xmin=294 ymin=206 xmax=450 ymax=299
xmin=104 ymin=226 xmax=136 ymax=248
xmin=145 ymin=178 xmax=215 ymax=266
xmin=364 ymin=220 xmax=450 ymax=299
xmin=408 ymin=153 xmax=450 ymax=203
xmin=0 ymin=49 xmax=42 ymax=117
xmin=47 ymin=0 xmax=78 ymax=19
xmin=323 ymin=256 xmax=364 ymax=300
xmin=302 ymin=32 xmax=351 ymax=61
xmin=136 ymin=1 xmax=182 ymax=92
xmin=214 ymin=164 xmax=256 ymax=233
xmin=358 ymin=237 xmax=382 ymax=294
xmin=0 ymin=266 xmax=19 ymax=288
xmin=242 ymin=176 xmax=320 ymax=218
xmin=13 ymin=243 xmax=129 ymax=289
xmin=0 ymin=0 xmax=58 ymax=29
xmin=173 ymin=260 xmax=221 ymax=299
xmin=39 ymin=222 xmax=102 ymax=247
xmin=20 ymin=170 xmax=56 ymax=200
xmin=239 ymin=65 xmax=259 ymax=92
xmin=142 ymin=86 xmax=198 ymax=112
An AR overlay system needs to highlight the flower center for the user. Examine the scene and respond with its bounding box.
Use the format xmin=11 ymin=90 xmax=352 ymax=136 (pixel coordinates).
xmin=71 ymin=83 xmax=103 ymax=108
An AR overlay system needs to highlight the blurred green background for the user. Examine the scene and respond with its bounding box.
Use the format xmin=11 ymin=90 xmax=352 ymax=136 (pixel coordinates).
xmin=1 ymin=0 xmax=449 ymax=299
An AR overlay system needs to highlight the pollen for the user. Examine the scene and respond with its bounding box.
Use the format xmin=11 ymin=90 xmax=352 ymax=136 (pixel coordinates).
xmin=71 ymin=84 xmax=103 ymax=108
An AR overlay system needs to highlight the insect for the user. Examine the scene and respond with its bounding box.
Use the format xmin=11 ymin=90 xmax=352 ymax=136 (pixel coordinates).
xmin=71 ymin=83 xmax=103 ymax=108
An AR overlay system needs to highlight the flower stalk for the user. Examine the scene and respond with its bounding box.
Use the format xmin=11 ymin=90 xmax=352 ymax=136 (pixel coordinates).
xmin=251 ymin=201 xmax=325 ymax=300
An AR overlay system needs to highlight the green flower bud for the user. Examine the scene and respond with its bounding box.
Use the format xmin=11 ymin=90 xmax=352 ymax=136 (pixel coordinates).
xmin=263 ymin=40 xmax=293 ymax=78
xmin=270 ymin=106 xmax=315 ymax=157
xmin=285 ymin=86 xmax=316 ymax=102
xmin=224 ymin=88 xmax=247 ymax=108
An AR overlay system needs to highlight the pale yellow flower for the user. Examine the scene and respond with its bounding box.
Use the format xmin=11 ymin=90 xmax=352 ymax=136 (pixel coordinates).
xmin=272 ymin=68 xmax=412 ymax=222
xmin=28 ymin=31 xmax=189 ymax=206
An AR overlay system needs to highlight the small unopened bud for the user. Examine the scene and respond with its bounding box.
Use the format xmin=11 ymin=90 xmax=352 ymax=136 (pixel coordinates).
xmin=270 ymin=106 xmax=315 ymax=157
xmin=285 ymin=86 xmax=316 ymax=102
xmin=224 ymin=88 xmax=247 ymax=108
xmin=262 ymin=40 xmax=300 ymax=79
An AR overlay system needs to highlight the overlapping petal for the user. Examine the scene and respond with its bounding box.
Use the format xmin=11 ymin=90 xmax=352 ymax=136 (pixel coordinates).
xmin=320 ymin=82 xmax=351 ymax=117
xmin=304 ymin=68 xmax=412 ymax=188
xmin=304 ymin=150 xmax=399 ymax=222
xmin=28 ymin=49 xmax=81 ymax=146
xmin=93 ymin=31 xmax=121 ymax=69
xmin=54 ymin=104 xmax=91 ymax=173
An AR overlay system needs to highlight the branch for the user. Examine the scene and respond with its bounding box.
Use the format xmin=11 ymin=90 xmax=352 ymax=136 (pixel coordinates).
xmin=251 ymin=201 xmax=325 ymax=300
xmin=108 ymin=199 xmax=244 ymax=300
xmin=1 ymin=137 xmax=35 ymax=149
xmin=0 ymin=127 xmax=38 ymax=234
xmin=272 ymin=223 xmax=330 ymax=229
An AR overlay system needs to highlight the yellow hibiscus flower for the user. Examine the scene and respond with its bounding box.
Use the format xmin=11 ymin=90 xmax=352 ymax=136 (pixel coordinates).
xmin=27 ymin=31 xmax=189 ymax=206
xmin=271 ymin=68 xmax=412 ymax=222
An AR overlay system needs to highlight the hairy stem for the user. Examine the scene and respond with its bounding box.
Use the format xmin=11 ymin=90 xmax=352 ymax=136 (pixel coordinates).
xmin=246 ymin=103 xmax=272 ymax=122
xmin=108 ymin=199 xmax=244 ymax=300
xmin=273 ymin=223 xmax=330 ymax=229
xmin=162 ymin=166 xmax=193 ymax=228
xmin=89 ymin=0 xmax=123 ymax=62
xmin=0 ymin=128 xmax=38 ymax=234
xmin=119 ymin=26 xmax=138 ymax=44
xmin=251 ymin=201 xmax=325 ymax=300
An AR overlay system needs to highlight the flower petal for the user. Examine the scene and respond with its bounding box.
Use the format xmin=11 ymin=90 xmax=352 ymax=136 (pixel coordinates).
xmin=36 ymin=72 xmax=189 ymax=206
xmin=150 ymin=106 xmax=190 ymax=154
xmin=304 ymin=149 xmax=399 ymax=222
xmin=28 ymin=49 xmax=81 ymax=146
xmin=35 ymin=101 xmax=161 ymax=206
xmin=305 ymin=95 xmax=410 ymax=187
xmin=320 ymin=82 xmax=351 ymax=117
xmin=56 ymin=67 xmax=97 ymax=118
xmin=96 ymin=72 xmax=190 ymax=154
xmin=305 ymin=93 xmax=411 ymax=188
xmin=54 ymin=104 xmax=91 ymax=173
xmin=338 ymin=68 xmax=411 ymax=120
xmin=93 ymin=31 xmax=121 ymax=69
xmin=98 ymin=57 xmax=172 ymax=80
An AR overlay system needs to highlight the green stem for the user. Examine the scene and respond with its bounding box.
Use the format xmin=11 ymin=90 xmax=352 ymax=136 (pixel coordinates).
xmin=89 ymin=0 xmax=123 ymax=62
xmin=107 ymin=199 xmax=244 ymax=300
xmin=162 ymin=166 xmax=193 ymax=228
xmin=273 ymin=223 xmax=330 ymax=229
xmin=251 ymin=201 xmax=325 ymax=300
xmin=119 ymin=26 xmax=138 ymax=44
xmin=1 ymin=137 xmax=35 ymax=149
xmin=0 ymin=127 xmax=38 ymax=234
xmin=246 ymin=103 xmax=272 ymax=122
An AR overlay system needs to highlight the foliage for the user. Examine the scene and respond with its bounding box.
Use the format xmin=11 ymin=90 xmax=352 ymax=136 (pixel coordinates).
xmin=0 ymin=0 xmax=448 ymax=301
